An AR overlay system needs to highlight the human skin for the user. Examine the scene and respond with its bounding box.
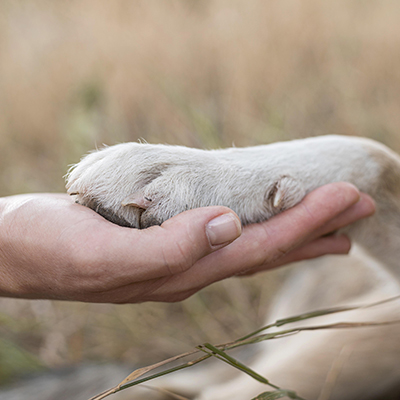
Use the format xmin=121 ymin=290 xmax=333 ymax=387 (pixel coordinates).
xmin=0 ymin=182 xmax=375 ymax=303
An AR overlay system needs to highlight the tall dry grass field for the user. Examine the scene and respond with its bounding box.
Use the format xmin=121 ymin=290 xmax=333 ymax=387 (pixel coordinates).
xmin=1 ymin=0 xmax=400 ymax=388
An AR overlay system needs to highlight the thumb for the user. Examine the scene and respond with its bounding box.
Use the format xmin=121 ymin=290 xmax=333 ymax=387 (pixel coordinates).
xmin=140 ymin=206 xmax=242 ymax=277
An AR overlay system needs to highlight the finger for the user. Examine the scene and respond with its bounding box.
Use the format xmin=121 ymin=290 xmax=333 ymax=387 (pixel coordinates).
xmin=238 ymin=234 xmax=351 ymax=276
xmin=308 ymin=193 xmax=375 ymax=240
xmin=148 ymin=182 xmax=363 ymax=295
xmin=77 ymin=207 xmax=242 ymax=302
xmin=237 ymin=193 xmax=375 ymax=277
xmin=96 ymin=234 xmax=351 ymax=303
xmin=213 ymin=182 xmax=360 ymax=271
xmin=93 ymin=206 xmax=242 ymax=284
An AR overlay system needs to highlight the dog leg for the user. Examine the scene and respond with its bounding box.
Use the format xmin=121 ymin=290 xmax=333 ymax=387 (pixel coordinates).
xmin=67 ymin=135 xmax=400 ymax=276
xmin=197 ymin=247 xmax=400 ymax=400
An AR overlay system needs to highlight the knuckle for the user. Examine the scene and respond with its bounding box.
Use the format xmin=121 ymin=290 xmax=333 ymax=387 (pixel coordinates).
xmin=161 ymin=240 xmax=194 ymax=275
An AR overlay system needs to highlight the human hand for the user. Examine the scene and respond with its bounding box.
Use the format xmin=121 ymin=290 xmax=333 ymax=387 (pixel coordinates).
xmin=0 ymin=182 xmax=375 ymax=303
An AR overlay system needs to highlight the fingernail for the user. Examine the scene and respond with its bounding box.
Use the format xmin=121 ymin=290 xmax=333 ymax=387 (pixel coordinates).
xmin=358 ymin=193 xmax=376 ymax=217
xmin=206 ymin=213 xmax=242 ymax=247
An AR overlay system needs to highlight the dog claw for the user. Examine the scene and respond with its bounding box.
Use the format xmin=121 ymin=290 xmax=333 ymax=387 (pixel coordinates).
xmin=273 ymin=190 xmax=283 ymax=208
xmin=121 ymin=193 xmax=152 ymax=209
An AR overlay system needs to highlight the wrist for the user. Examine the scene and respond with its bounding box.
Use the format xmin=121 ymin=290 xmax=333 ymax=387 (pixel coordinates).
xmin=0 ymin=197 xmax=18 ymax=297
xmin=0 ymin=195 xmax=38 ymax=299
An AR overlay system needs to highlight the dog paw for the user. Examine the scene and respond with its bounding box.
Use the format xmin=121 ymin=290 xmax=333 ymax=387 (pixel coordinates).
xmin=66 ymin=143 xmax=306 ymax=229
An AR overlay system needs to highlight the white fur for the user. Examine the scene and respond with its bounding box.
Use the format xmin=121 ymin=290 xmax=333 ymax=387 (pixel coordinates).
xmin=66 ymin=135 xmax=400 ymax=399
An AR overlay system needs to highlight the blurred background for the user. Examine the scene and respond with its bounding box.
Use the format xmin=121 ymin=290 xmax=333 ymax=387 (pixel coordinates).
xmin=1 ymin=0 xmax=400 ymax=393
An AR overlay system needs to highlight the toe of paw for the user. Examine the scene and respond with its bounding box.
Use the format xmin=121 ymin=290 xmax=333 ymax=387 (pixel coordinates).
xmin=96 ymin=205 xmax=137 ymax=228
xmin=75 ymin=196 xmax=142 ymax=228
xmin=140 ymin=212 xmax=163 ymax=229
xmin=121 ymin=192 xmax=164 ymax=228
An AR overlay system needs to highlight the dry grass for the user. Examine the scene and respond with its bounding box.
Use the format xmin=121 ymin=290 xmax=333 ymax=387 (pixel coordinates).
xmin=1 ymin=0 xmax=400 ymax=386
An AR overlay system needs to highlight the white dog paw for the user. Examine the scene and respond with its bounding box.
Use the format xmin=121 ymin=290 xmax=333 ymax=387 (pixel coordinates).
xmin=66 ymin=143 xmax=306 ymax=229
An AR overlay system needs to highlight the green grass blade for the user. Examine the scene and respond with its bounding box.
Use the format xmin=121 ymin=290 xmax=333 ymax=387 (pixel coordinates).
xmin=251 ymin=390 xmax=306 ymax=400
xmin=198 ymin=343 xmax=279 ymax=389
